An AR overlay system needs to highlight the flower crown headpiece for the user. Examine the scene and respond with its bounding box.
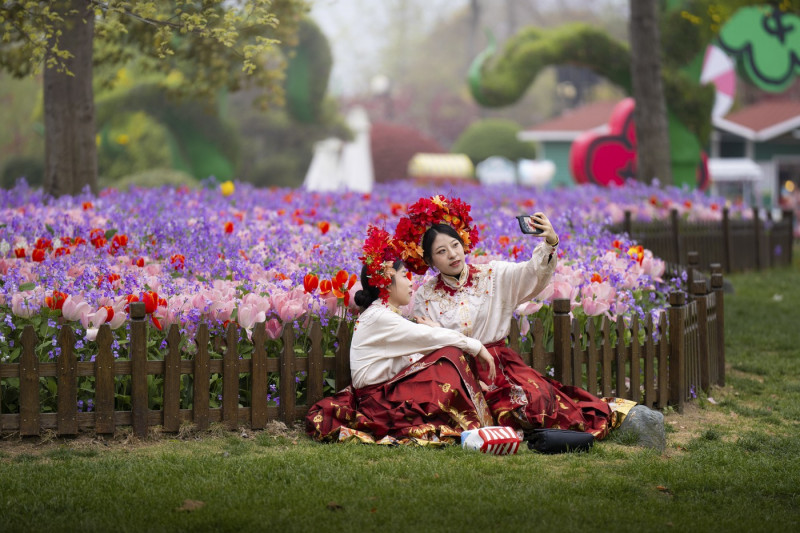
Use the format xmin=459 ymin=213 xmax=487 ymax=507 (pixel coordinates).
xmin=393 ymin=195 xmax=480 ymax=275
xmin=359 ymin=225 xmax=400 ymax=301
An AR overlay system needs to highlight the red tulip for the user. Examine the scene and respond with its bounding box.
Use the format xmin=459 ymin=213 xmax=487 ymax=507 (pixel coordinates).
xmin=224 ymin=221 xmax=234 ymax=234
xmin=141 ymin=291 xmax=159 ymax=314
xmin=334 ymin=269 xmax=349 ymax=289
xmin=317 ymin=221 xmax=330 ymax=235
xmin=14 ymin=248 xmax=26 ymax=258
xmin=31 ymin=248 xmax=46 ymax=262
xmin=46 ymin=291 xmax=67 ymax=311
xmin=319 ymin=279 xmax=332 ymax=295
xmin=304 ymin=273 xmax=319 ymax=293
xmin=112 ymin=234 xmax=128 ymax=248
xmin=169 ymin=254 xmax=185 ymax=270
xmin=82 ymin=201 xmax=93 ymax=210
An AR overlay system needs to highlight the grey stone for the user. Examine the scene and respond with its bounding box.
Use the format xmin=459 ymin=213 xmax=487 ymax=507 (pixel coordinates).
xmin=618 ymin=405 xmax=666 ymax=452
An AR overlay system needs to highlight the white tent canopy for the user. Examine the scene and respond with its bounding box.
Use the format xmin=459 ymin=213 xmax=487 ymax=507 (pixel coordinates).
xmin=708 ymin=158 xmax=762 ymax=182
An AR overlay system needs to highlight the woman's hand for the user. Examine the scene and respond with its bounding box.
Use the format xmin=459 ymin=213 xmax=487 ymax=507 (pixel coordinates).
xmin=414 ymin=316 xmax=440 ymax=327
xmin=528 ymin=212 xmax=559 ymax=246
xmin=477 ymin=345 xmax=497 ymax=383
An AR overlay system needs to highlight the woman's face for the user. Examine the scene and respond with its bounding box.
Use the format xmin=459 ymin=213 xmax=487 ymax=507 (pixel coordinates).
xmin=429 ymin=232 xmax=465 ymax=276
xmin=387 ymin=265 xmax=413 ymax=307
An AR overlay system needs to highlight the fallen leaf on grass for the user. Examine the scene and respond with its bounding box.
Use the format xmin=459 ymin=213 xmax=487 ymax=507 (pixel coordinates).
xmin=327 ymin=501 xmax=343 ymax=511
xmin=707 ymin=397 xmax=717 ymax=405
xmin=176 ymin=500 xmax=205 ymax=512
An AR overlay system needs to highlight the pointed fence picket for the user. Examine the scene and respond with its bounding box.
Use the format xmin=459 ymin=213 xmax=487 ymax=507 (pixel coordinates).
xmin=615 ymin=207 xmax=794 ymax=273
xmin=0 ymin=269 xmax=726 ymax=438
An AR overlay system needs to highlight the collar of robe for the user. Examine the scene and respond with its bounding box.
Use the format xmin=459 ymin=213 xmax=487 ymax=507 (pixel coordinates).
xmin=436 ymin=264 xmax=477 ymax=296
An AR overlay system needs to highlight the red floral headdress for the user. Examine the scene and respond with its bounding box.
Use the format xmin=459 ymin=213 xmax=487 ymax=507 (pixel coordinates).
xmin=393 ymin=195 xmax=480 ymax=275
xmin=359 ymin=225 xmax=400 ymax=301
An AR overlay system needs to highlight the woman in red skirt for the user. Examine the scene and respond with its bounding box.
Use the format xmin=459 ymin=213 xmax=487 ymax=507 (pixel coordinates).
xmin=395 ymin=195 xmax=612 ymax=439
xmin=306 ymin=226 xmax=496 ymax=445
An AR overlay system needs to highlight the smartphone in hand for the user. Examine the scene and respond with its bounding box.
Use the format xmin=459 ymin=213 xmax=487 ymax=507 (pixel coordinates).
xmin=516 ymin=215 xmax=544 ymax=235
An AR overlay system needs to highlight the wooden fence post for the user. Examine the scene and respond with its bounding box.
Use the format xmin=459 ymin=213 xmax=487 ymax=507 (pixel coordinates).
xmin=193 ymin=323 xmax=210 ymax=431
xmin=630 ymin=315 xmax=641 ymax=403
xmin=250 ymin=324 xmax=268 ymax=430
xmin=722 ymin=207 xmax=731 ymax=273
xmin=670 ymin=208 xmax=681 ymax=264
xmin=335 ymin=320 xmax=352 ymax=391
xmin=687 ymin=251 xmax=699 ymax=295
xmin=601 ymin=318 xmax=613 ymax=397
xmin=753 ymin=207 xmax=762 ymax=271
xmin=615 ymin=316 xmax=627 ymax=399
xmin=279 ymin=326 xmax=296 ymax=424
xmin=643 ymin=314 xmax=656 ymax=408
xmin=95 ymin=325 xmax=115 ymax=435
xmin=586 ymin=319 xmax=599 ymax=397
xmin=129 ymin=302 xmax=148 ymax=438
xmin=668 ymin=291 xmax=686 ymax=413
xmin=553 ymin=299 xmax=571 ymax=385
xmin=623 ymin=210 xmax=632 ymax=236
xmin=223 ymin=323 xmax=240 ymax=429
xmin=57 ymin=325 xmax=77 ymax=435
xmin=307 ymin=321 xmax=324 ymax=408
xmin=19 ymin=325 xmax=39 ymax=436
xmin=711 ymin=269 xmax=726 ymax=387
xmin=692 ymin=280 xmax=711 ymax=394
xmin=163 ymin=325 xmax=181 ymax=433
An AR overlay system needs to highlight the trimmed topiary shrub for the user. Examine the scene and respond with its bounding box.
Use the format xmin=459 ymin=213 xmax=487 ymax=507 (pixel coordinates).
xmin=452 ymin=119 xmax=536 ymax=166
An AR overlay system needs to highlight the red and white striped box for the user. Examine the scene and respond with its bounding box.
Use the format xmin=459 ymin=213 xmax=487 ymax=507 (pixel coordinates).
xmin=461 ymin=426 xmax=521 ymax=455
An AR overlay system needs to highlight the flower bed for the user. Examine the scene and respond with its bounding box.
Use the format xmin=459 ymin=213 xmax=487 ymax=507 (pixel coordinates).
xmin=0 ymin=179 xmax=735 ymax=413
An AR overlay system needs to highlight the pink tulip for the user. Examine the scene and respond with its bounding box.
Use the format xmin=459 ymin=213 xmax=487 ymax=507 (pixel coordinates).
xmin=519 ymin=316 xmax=530 ymax=336
xmin=237 ymin=304 xmax=266 ymax=340
xmin=552 ymin=280 xmax=576 ymax=301
xmin=11 ymin=292 xmax=41 ymax=318
xmin=265 ymin=318 xmax=283 ymax=340
xmin=516 ymin=300 xmax=543 ymax=316
xmin=61 ymin=295 xmax=91 ymax=323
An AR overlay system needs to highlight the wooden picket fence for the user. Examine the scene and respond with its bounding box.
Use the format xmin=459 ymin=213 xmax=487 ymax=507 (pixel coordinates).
xmin=0 ymin=269 xmax=726 ymax=438
xmin=610 ymin=208 xmax=795 ymax=273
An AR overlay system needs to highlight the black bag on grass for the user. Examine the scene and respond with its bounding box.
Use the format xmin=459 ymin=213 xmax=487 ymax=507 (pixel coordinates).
xmin=524 ymin=428 xmax=595 ymax=454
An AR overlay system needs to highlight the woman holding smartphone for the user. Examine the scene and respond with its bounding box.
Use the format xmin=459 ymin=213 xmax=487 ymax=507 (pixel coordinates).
xmin=306 ymin=225 xmax=496 ymax=444
xmin=394 ymin=195 xmax=612 ymax=439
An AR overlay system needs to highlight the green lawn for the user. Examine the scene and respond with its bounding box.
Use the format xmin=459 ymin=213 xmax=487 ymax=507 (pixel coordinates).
xmin=1 ymin=251 xmax=799 ymax=532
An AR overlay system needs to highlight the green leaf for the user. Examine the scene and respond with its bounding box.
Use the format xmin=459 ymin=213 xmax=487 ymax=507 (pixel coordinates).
xmin=105 ymin=229 xmax=118 ymax=240
xmin=18 ymin=282 xmax=36 ymax=291
xmin=45 ymin=224 xmax=55 ymax=235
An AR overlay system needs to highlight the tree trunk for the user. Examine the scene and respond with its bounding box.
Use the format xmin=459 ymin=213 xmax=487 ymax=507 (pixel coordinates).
xmin=629 ymin=0 xmax=672 ymax=186
xmin=44 ymin=0 xmax=97 ymax=197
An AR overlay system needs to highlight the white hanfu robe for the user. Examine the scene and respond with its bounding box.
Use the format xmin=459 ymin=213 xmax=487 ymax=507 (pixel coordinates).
xmin=350 ymin=301 xmax=483 ymax=389
xmin=413 ymin=241 xmax=557 ymax=343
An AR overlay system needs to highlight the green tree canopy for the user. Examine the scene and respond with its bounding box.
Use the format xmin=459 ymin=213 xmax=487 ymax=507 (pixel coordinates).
xmin=0 ymin=0 xmax=307 ymax=196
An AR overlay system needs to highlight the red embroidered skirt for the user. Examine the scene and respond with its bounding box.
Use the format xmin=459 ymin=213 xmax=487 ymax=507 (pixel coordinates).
xmin=306 ymin=347 xmax=493 ymax=443
xmin=477 ymin=342 xmax=612 ymax=439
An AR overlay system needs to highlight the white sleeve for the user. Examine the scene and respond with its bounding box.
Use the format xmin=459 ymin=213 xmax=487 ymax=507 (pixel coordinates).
xmin=493 ymin=241 xmax=557 ymax=308
xmin=386 ymin=312 xmax=483 ymax=357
